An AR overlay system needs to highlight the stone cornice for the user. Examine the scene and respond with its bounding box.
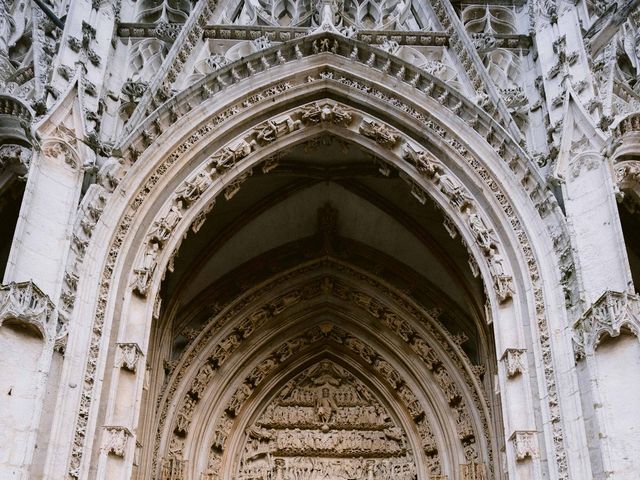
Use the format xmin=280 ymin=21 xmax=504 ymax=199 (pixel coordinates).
xmin=573 ymin=291 xmax=640 ymax=359
xmin=117 ymin=22 xmax=531 ymax=52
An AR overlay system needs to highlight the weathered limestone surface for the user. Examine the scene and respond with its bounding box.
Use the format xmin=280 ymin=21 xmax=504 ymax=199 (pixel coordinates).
xmin=1 ymin=0 xmax=640 ymax=479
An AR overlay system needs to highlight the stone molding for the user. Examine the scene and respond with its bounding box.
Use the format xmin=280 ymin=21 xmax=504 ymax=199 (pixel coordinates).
xmin=0 ymin=281 xmax=56 ymax=341
xmin=573 ymin=291 xmax=640 ymax=359
xmin=152 ymin=262 xmax=491 ymax=478
xmin=67 ymin=84 xmax=570 ymax=478
xmin=63 ymin=59 xmax=572 ymax=480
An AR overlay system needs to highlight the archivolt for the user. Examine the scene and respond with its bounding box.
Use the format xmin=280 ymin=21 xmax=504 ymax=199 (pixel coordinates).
xmin=152 ymin=260 xmax=492 ymax=479
xmin=60 ymin=49 xmax=576 ymax=479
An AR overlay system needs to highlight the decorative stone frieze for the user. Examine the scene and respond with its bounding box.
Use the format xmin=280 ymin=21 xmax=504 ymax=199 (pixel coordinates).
xmin=102 ymin=426 xmax=133 ymax=457
xmin=0 ymin=281 xmax=56 ymax=341
xmin=573 ymin=291 xmax=640 ymax=359
xmin=510 ymin=430 xmax=538 ymax=461
xmin=501 ymin=348 xmax=527 ymax=378
xmin=116 ymin=343 xmax=143 ymax=372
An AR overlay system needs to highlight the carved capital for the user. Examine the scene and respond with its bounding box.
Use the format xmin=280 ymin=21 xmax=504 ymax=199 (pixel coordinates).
xmin=509 ymin=430 xmax=538 ymax=461
xmin=0 ymin=281 xmax=56 ymax=341
xmin=501 ymin=348 xmax=526 ymax=378
xmin=573 ymin=291 xmax=640 ymax=359
xmin=102 ymin=426 xmax=133 ymax=457
xmin=116 ymin=342 xmax=143 ymax=372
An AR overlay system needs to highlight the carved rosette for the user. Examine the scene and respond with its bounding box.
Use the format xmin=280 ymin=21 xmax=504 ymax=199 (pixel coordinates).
xmin=0 ymin=281 xmax=57 ymax=341
xmin=501 ymin=348 xmax=526 ymax=378
xmin=103 ymin=426 xmax=133 ymax=457
xmin=116 ymin=342 xmax=143 ymax=372
xmin=509 ymin=430 xmax=538 ymax=461
xmin=573 ymin=291 xmax=640 ymax=359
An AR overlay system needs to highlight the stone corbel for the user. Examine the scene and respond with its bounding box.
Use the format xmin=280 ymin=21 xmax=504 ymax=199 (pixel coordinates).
xmin=573 ymin=291 xmax=640 ymax=359
xmin=0 ymin=281 xmax=57 ymax=341
xmin=102 ymin=426 xmax=133 ymax=457
xmin=501 ymin=348 xmax=526 ymax=378
xmin=116 ymin=342 xmax=143 ymax=372
xmin=510 ymin=430 xmax=538 ymax=461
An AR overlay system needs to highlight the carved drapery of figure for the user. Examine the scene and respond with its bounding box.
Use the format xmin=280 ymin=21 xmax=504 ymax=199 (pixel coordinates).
xmin=234 ymin=360 xmax=421 ymax=479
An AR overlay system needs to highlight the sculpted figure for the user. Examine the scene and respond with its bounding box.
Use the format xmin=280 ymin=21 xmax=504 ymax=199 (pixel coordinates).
xmin=190 ymin=362 xmax=215 ymax=398
xmin=402 ymin=146 xmax=444 ymax=178
xmin=211 ymin=332 xmax=241 ymax=367
xmin=248 ymin=356 xmax=278 ymax=386
xmin=359 ymin=120 xmax=400 ymax=148
xmin=250 ymin=117 xmax=301 ymax=148
xmin=411 ymin=337 xmax=441 ymax=370
xmin=227 ymin=382 xmax=253 ymax=416
xmin=209 ymin=140 xmax=251 ymax=175
xmin=300 ymin=102 xmax=353 ymax=126
xmin=315 ymin=387 xmax=338 ymax=426
xmin=373 ymin=358 xmax=402 ymax=387
xmin=466 ymin=210 xmax=497 ymax=253
xmin=488 ymin=250 xmax=515 ymax=301
xmin=149 ymin=201 xmax=183 ymax=245
xmin=344 ymin=336 xmax=375 ymax=363
xmin=176 ymin=171 xmax=211 ymax=205
xmin=437 ymin=174 xmax=472 ymax=210
xmin=132 ymin=242 xmax=159 ymax=296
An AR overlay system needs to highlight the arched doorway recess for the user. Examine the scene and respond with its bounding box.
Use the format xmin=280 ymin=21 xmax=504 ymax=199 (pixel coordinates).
xmin=46 ymin=33 xmax=588 ymax=480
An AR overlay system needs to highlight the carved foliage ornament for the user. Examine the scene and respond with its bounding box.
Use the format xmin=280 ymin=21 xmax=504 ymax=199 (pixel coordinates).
xmin=116 ymin=343 xmax=143 ymax=372
xmin=501 ymin=348 xmax=526 ymax=378
xmin=72 ymin=69 xmax=565 ymax=477
xmin=0 ymin=281 xmax=57 ymax=341
xmin=573 ymin=291 xmax=640 ymax=359
xmin=103 ymin=426 xmax=133 ymax=458
xmin=510 ymin=430 xmax=538 ymax=462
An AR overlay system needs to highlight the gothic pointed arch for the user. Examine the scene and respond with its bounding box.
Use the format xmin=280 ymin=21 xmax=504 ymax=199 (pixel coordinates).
xmin=44 ymin=29 xmax=586 ymax=480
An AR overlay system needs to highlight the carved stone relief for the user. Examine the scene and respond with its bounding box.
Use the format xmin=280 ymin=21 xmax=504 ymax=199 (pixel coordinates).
xmin=66 ymin=63 xmax=568 ymax=478
xmin=103 ymin=426 xmax=132 ymax=458
xmin=501 ymin=348 xmax=526 ymax=378
xmin=573 ymin=291 xmax=640 ymax=358
xmin=236 ymin=361 xmax=417 ymax=480
xmin=0 ymin=281 xmax=57 ymax=341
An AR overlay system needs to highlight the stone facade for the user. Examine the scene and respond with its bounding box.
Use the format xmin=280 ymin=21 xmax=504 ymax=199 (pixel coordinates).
xmin=1 ymin=0 xmax=640 ymax=479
